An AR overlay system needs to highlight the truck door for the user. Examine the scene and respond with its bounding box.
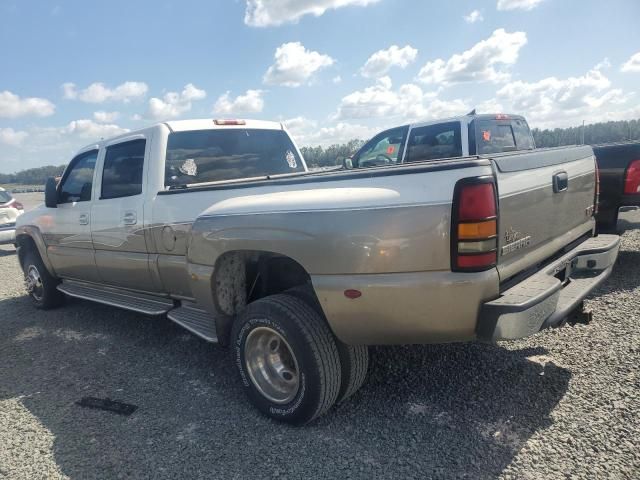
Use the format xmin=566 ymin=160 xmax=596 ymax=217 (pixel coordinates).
xmin=91 ymin=136 xmax=159 ymax=292
xmin=46 ymin=149 xmax=101 ymax=282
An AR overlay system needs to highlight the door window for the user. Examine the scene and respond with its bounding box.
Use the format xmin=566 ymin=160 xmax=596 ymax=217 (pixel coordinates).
xmin=476 ymin=122 xmax=517 ymax=154
xmin=512 ymin=119 xmax=535 ymax=150
xmin=101 ymin=139 xmax=145 ymax=199
xmin=405 ymin=122 xmax=462 ymax=162
xmin=353 ymin=127 xmax=408 ymax=168
xmin=59 ymin=150 xmax=98 ymax=203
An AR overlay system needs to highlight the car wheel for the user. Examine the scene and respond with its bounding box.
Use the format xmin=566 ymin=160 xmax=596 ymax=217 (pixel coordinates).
xmin=232 ymin=293 xmax=341 ymax=425
xmin=22 ymin=249 xmax=64 ymax=309
xmin=286 ymin=285 xmax=369 ymax=403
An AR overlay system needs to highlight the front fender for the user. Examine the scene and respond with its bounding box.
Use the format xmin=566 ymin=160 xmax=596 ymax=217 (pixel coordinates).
xmin=15 ymin=225 xmax=57 ymax=277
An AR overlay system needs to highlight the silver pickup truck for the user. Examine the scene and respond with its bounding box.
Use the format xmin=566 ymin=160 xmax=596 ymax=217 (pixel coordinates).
xmin=15 ymin=117 xmax=619 ymax=424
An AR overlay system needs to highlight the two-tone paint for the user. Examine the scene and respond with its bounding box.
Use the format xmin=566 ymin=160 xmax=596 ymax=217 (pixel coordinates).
xmin=16 ymin=117 xmax=615 ymax=346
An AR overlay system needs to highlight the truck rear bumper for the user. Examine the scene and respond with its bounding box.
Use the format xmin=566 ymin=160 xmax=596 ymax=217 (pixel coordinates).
xmin=477 ymin=234 xmax=620 ymax=341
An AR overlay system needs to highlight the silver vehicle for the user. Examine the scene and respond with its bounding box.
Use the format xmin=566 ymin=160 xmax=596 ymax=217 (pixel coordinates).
xmin=15 ymin=116 xmax=619 ymax=424
xmin=0 ymin=187 xmax=24 ymax=245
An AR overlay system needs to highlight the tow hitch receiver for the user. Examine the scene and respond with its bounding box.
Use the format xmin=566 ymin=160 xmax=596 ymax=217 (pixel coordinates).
xmin=565 ymin=302 xmax=593 ymax=326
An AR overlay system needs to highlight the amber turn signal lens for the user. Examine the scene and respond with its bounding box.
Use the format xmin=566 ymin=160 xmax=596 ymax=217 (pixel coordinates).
xmin=458 ymin=220 xmax=496 ymax=240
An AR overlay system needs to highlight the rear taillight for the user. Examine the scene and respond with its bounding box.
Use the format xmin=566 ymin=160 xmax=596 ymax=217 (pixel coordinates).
xmin=623 ymin=159 xmax=640 ymax=195
xmin=452 ymin=178 xmax=498 ymax=272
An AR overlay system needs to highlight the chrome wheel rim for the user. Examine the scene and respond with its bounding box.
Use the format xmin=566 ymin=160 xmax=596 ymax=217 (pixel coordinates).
xmin=25 ymin=265 xmax=44 ymax=301
xmin=244 ymin=326 xmax=300 ymax=404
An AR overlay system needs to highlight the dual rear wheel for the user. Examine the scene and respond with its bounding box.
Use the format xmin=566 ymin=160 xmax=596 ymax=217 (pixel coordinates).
xmin=232 ymin=291 xmax=369 ymax=425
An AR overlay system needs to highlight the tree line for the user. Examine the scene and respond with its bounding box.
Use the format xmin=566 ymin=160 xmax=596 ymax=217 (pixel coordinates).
xmin=2 ymin=118 xmax=639 ymax=185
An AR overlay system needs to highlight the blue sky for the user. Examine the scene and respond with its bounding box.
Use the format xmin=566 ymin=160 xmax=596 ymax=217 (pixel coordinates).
xmin=1 ymin=0 xmax=639 ymax=172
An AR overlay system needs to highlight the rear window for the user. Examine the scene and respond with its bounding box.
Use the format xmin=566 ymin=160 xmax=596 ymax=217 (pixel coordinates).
xmin=165 ymin=129 xmax=304 ymax=187
xmin=405 ymin=122 xmax=462 ymax=162
xmin=0 ymin=191 xmax=12 ymax=204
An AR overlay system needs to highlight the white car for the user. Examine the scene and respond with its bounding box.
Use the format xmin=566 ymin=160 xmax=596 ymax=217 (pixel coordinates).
xmin=0 ymin=187 xmax=24 ymax=245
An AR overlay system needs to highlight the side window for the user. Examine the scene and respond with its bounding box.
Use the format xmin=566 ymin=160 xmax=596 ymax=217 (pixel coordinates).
xmin=101 ymin=139 xmax=145 ymax=199
xmin=405 ymin=122 xmax=462 ymax=163
xmin=353 ymin=127 xmax=408 ymax=168
xmin=512 ymin=119 xmax=535 ymax=150
xmin=477 ymin=122 xmax=516 ymax=154
xmin=59 ymin=150 xmax=98 ymax=204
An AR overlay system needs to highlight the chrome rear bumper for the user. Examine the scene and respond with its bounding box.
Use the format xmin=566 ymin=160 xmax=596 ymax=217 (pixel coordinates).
xmin=477 ymin=235 xmax=620 ymax=341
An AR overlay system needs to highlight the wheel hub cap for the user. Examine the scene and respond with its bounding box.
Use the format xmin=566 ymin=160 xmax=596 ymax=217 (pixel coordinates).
xmin=244 ymin=326 xmax=299 ymax=404
xmin=25 ymin=265 xmax=44 ymax=301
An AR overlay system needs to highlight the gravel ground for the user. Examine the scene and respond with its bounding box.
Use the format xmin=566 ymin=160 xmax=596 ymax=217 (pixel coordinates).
xmin=0 ymin=225 xmax=638 ymax=479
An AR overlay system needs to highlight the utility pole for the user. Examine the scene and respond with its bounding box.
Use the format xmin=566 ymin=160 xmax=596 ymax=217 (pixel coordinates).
xmin=581 ymin=120 xmax=585 ymax=145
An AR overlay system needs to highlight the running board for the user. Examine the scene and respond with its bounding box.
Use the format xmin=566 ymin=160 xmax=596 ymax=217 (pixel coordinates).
xmin=58 ymin=280 xmax=174 ymax=315
xmin=167 ymin=305 xmax=218 ymax=343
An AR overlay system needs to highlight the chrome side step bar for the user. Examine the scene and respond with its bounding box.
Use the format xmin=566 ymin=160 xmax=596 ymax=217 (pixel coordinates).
xmin=58 ymin=280 xmax=174 ymax=315
xmin=58 ymin=280 xmax=218 ymax=343
xmin=167 ymin=304 xmax=218 ymax=343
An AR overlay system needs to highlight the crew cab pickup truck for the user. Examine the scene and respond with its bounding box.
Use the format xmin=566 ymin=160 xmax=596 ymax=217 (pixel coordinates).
xmin=592 ymin=141 xmax=640 ymax=231
xmin=16 ymin=117 xmax=619 ymax=424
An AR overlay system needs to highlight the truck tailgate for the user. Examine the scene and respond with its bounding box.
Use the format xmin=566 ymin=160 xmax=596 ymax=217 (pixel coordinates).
xmin=492 ymin=146 xmax=596 ymax=282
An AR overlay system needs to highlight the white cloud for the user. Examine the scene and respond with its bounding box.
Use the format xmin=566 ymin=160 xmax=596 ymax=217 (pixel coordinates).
xmin=332 ymin=75 xmax=342 ymax=84
xmin=0 ymin=127 xmax=28 ymax=146
xmin=494 ymin=65 xmax=640 ymax=128
xmin=93 ymin=111 xmax=120 ymax=123
xmin=62 ymin=81 xmax=149 ymax=103
xmin=0 ymin=91 xmax=55 ymax=118
xmin=417 ymin=29 xmax=527 ymax=85
xmin=63 ymin=119 xmax=129 ymax=139
xmin=147 ymin=83 xmax=207 ymax=120
xmin=361 ymin=45 xmax=418 ymax=78
xmin=264 ymin=42 xmax=334 ymax=87
xmin=497 ymin=0 xmax=545 ymax=11
xmin=244 ymin=0 xmax=380 ymax=27
xmin=284 ymin=116 xmax=375 ymax=147
xmin=335 ymin=76 xmax=469 ymax=122
xmin=621 ymin=51 xmax=640 ymax=73
xmin=464 ymin=10 xmax=483 ymax=23
xmin=213 ymin=89 xmax=265 ymax=114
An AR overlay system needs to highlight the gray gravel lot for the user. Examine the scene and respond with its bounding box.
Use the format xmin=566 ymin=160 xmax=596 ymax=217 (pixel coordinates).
xmin=0 ymin=222 xmax=639 ymax=479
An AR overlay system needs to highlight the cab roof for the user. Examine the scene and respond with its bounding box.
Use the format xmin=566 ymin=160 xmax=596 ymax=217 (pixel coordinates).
xmin=76 ymin=118 xmax=285 ymax=155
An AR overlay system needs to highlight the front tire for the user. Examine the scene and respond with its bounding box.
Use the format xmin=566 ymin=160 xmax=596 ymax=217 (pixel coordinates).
xmin=22 ymin=250 xmax=64 ymax=309
xmin=232 ymin=294 xmax=341 ymax=425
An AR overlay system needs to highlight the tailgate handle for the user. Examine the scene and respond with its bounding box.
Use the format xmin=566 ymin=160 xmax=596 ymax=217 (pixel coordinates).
xmin=553 ymin=172 xmax=568 ymax=193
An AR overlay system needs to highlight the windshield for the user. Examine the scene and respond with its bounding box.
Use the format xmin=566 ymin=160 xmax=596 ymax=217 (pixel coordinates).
xmin=0 ymin=191 xmax=13 ymax=204
xmin=165 ymin=129 xmax=304 ymax=187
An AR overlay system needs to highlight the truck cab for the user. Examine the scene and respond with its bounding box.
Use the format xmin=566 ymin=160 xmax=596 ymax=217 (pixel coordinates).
xmin=350 ymin=113 xmax=535 ymax=168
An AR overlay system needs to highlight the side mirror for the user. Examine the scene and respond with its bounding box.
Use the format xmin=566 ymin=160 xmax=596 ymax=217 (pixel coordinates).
xmin=343 ymin=157 xmax=354 ymax=170
xmin=45 ymin=177 xmax=58 ymax=208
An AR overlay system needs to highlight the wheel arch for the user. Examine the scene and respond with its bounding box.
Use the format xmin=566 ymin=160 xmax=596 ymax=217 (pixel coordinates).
xmin=15 ymin=226 xmax=56 ymax=277
xmin=190 ymin=249 xmax=323 ymax=345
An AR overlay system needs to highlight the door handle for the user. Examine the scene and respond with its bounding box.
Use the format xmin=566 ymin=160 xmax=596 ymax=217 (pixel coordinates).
xmin=123 ymin=211 xmax=137 ymax=225
xmin=553 ymin=171 xmax=568 ymax=193
xmin=79 ymin=213 xmax=89 ymax=225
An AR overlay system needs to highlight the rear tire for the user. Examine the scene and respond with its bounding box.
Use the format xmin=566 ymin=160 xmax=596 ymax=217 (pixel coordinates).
xmin=232 ymin=294 xmax=341 ymax=425
xmin=286 ymin=285 xmax=369 ymax=403
xmin=22 ymin=249 xmax=64 ymax=309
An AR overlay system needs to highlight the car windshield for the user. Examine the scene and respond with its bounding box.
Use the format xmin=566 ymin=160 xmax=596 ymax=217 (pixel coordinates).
xmin=165 ymin=129 xmax=304 ymax=187
xmin=0 ymin=191 xmax=12 ymax=204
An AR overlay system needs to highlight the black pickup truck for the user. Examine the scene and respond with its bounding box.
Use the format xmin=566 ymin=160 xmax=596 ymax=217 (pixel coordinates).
xmin=593 ymin=141 xmax=640 ymax=232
